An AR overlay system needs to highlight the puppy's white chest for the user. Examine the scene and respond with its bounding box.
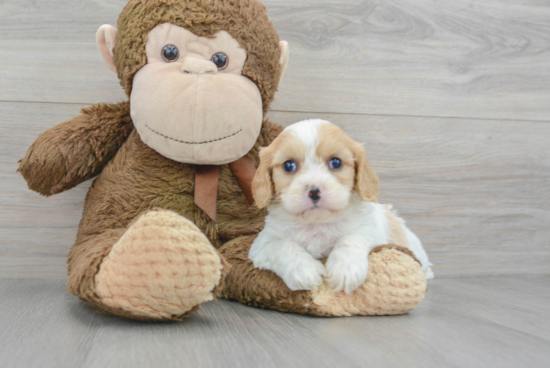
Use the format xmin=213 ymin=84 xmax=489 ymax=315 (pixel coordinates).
xmin=291 ymin=223 xmax=347 ymax=259
xmin=305 ymin=241 xmax=336 ymax=259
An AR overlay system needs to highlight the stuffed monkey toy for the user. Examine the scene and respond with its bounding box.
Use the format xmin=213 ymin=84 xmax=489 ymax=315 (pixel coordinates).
xmin=18 ymin=0 xmax=426 ymax=321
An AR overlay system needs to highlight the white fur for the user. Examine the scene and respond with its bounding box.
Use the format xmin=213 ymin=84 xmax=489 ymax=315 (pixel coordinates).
xmin=249 ymin=119 xmax=434 ymax=293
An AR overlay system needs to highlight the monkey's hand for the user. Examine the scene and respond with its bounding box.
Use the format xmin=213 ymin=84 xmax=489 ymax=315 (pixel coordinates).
xmin=18 ymin=102 xmax=133 ymax=196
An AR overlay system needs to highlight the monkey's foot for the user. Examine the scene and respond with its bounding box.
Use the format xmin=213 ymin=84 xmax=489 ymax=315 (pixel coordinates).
xmin=221 ymin=237 xmax=427 ymax=317
xmin=309 ymin=246 xmax=427 ymax=316
xmin=94 ymin=210 xmax=226 ymax=321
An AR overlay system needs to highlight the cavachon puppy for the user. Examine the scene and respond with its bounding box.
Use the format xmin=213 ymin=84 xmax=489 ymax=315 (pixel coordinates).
xmin=250 ymin=119 xmax=434 ymax=294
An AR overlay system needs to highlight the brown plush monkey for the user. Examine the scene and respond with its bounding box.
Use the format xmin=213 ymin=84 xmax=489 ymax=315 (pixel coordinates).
xmin=18 ymin=0 xmax=426 ymax=321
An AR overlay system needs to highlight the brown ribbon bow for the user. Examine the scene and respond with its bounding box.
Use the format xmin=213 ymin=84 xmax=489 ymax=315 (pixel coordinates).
xmin=194 ymin=156 xmax=256 ymax=222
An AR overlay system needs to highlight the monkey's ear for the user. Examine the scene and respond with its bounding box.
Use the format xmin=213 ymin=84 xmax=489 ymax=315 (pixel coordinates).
xmin=279 ymin=41 xmax=290 ymax=82
xmin=96 ymin=25 xmax=118 ymax=72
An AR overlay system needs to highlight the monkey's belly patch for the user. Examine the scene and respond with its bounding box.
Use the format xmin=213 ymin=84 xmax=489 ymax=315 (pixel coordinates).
xmin=94 ymin=210 xmax=223 ymax=320
xmin=145 ymin=124 xmax=242 ymax=145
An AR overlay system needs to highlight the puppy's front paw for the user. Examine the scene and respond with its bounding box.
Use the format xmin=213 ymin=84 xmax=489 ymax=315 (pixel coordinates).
xmin=326 ymin=248 xmax=368 ymax=294
xmin=280 ymin=253 xmax=326 ymax=291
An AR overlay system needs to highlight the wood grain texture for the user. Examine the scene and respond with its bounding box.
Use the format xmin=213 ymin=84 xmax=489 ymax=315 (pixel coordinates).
xmin=1 ymin=101 xmax=549 ymax=279
xmin=431 ymin=278 xmax=550 ymax=341
xmin=0 ymin=278 xmax=549 ymax=368
xmin=1 ymin=0 xmax=550 ymax=120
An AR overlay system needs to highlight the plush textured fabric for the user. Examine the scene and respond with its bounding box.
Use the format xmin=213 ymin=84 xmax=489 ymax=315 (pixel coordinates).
xmin=114 ymin=0 xmax=282 ymax=114
xmin=130 ymin=25 xmax=264 ymax=165
xmin=57 ymin=110 xmax=281 ymax=320
xmin=18 ymin=102 xmax=133 ymax=196
xmin=18 ymin=0 xmax=427 ymax=321
xmin=309 ymin=246 xmax=426 ymax=316
xmin=220 ymin=238 xmax=426 ymax=316
xmin=95 ymin=210 xmax=226 ymax=320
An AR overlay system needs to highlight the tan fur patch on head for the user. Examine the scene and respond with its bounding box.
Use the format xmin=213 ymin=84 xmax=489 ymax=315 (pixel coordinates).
xmin=316 ymin=124 xmax=356 ymax=189
xmin=270 ymin=132 xmax=308 ymax=195
xmin=252 ymin=131 xmax=307 ymax=207
xmin=317 ymin=123 xmax=379 ymax=202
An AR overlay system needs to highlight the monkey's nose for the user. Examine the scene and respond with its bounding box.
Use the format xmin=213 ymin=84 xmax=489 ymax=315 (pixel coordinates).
xmin=308 ymin=188 xmax=321 ymax=203
xmin=181 ymin=57 xmax=218 ymax=74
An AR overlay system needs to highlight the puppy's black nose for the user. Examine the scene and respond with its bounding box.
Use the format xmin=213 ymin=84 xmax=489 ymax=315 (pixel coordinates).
xmin=308 ymin=188 xmax=321 ymax=203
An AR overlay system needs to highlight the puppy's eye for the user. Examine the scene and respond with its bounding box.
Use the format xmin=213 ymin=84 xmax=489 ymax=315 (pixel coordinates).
xmin=329 ymin=157 xmax=343 ymax=170
xmin=211 ymin=52 xmax=229 ymax=70
xmin=283 ymin=160 xmax=297 ymax=173
xmin=162 ymin=45 xmax=179 ymax=62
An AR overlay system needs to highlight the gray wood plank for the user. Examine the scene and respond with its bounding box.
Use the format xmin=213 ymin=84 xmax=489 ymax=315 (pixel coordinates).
xmin=82 ymin=299 xmax=356 ymax=368
xmin=2 ymin=102 xmax=550 ymax=279
xmin=0 ymin=279 xmax=101 ymax=368
xmin=0 ymin=279 xmax=353 ymax=368
xmin=1 ymin=278 xmax=550 ymax=368
xmin=428 ymin=277 xmax=550 ymax=341
xmin=286 ymin=279 xmax=550 ymax=368
xmin=0 ymin=228 xmax=74 ymax=279
xmin=1 ymin=0 xmax=550 ymax=121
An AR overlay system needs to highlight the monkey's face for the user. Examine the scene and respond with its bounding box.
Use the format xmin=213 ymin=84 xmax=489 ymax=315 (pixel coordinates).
xmin=129 ymin=23 xmax=264 ymax=165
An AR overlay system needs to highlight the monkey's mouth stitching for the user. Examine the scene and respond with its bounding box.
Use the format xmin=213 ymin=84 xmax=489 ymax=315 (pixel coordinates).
xmin=146 ymin=125 xmax=242 ymax=145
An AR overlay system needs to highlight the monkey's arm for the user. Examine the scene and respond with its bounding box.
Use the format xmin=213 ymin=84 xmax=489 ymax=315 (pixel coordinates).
xmin=18 ymin=102 xmax=133 ymax=196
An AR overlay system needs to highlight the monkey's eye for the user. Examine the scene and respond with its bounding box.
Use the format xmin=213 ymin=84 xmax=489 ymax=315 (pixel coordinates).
xmin=329 ymin=158 xmax=343 ymax=170
xmin=283 ymin=160 xmax=297 ymax=174
xmin=211 ymin=52 xmax=229 ymax=70
xmin=162 ymin=44 xmax=179 ymax=62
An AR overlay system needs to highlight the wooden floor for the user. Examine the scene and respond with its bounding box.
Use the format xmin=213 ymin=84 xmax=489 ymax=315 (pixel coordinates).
xmin=1 ymin=277 xmax=549 ymax=368
xmin=1 ymin=0 xmax=550 ymax=367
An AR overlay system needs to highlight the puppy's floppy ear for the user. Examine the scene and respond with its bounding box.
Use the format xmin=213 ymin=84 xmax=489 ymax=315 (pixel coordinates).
xmin=252 ymin=147 xmax=275 ymax=208
xmin=352 ymin=142 xmax=379 ymax=202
